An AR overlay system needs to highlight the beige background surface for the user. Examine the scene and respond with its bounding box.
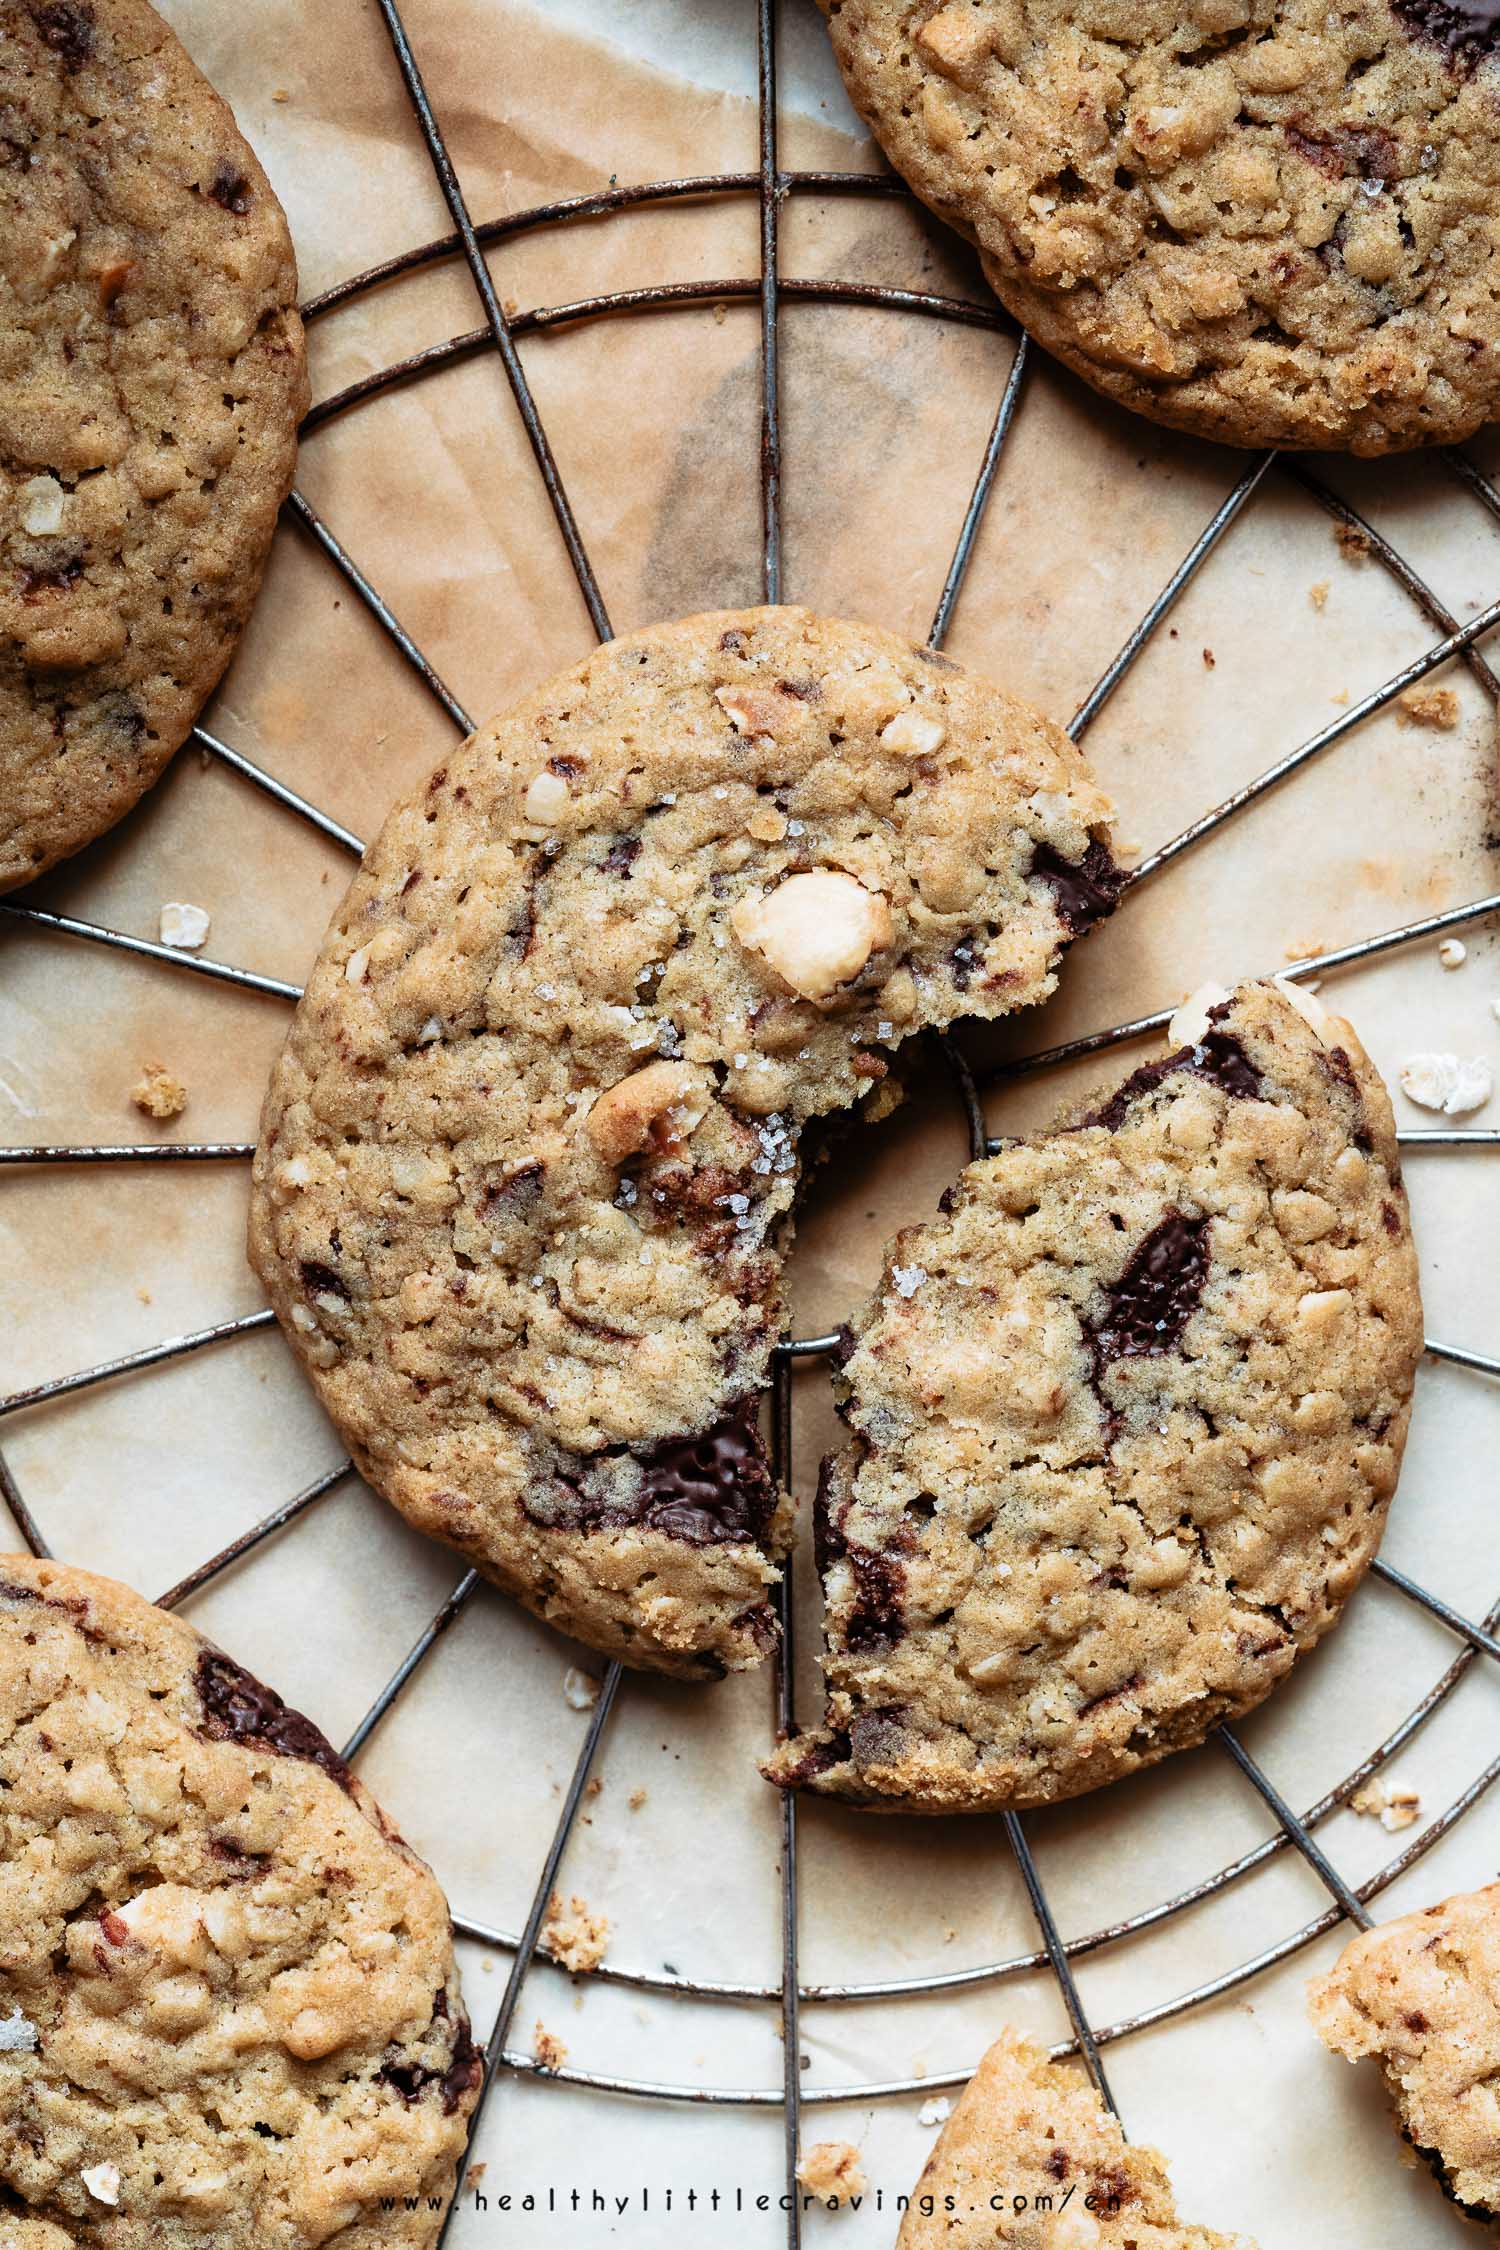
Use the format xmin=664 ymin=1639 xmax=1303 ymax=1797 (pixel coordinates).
xmin=4 ymin=2 xmax=1500 ymax=2242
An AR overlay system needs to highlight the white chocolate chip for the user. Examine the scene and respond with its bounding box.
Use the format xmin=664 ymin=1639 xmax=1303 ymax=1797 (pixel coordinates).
xmin=1437 ymin=938 xmax=1467 ymax=969
xmin=523 ymin=769 xmax=570 ymax=825
xmin=729 ymin=871 xmax=892 ymax=1002
xmin=586 ymin=1061 xmax=710 ymax=1167
xmin=965 ymin=1651 xmax=1015 ymax=1687
xmin=1167 ymin=981 xmax=1232 ymax=1047
xmin=18 ymin=473 xmax=66 ymax=535
xmin=879 ymin=708 xmax=947 ymax=757
xmin=0 ymin=2008 xmax=37 ymax=2052
xmin=82 ymin=2163 xmax=121 ymax=2207
xmin=1399 ymin=1051 xmax=1492 ymax=1115
xmin=562 ymin=1666 xmax=599 ymax=1711
xmin=159 ymin=901 xmax=210 ymax=950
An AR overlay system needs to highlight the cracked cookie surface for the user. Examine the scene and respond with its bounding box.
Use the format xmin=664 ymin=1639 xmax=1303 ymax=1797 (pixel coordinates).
xmin=896 ymin=2027 xmax=1256 ymax=2247
xmin=768 ymin=979 xmax=1422 ymax=1810
xmin=249 ymin=606 xmax=1118 ymax=1679
xmin=820 ymin=1 xmax=1500 ymax=453
xmin=0 ymin=1555 xmax=479 ymax=2248
xmin=1309 ymin=1881 xmax=1500 ymax=2225
xmin=0 ymin=0 xmax=307 ymax=893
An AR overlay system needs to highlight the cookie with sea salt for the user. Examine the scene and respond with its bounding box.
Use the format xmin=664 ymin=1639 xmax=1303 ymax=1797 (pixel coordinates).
xmin=0 ymin=0 xmax=307 ymax=893
xmin=820 ymin=0 xmax=1500 ymax=453
xmin=896 ymin=2027 xmax=1256 ymax=2248
xmin=768 ymin=978 xmax=1422 ymax=1809
xmin=1309 ymin=1881 xmax=1500 ymax=2226
xmin=248 ymin=605 xmax=1120 ymax=1679
xmin=0 ymin=1556 xmax=480 ymax=2247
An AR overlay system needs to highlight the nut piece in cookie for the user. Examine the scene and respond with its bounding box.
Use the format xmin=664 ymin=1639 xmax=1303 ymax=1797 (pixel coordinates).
xmin=819 ymin=0 xmax=1500 ymax=453
xmin=249 ymin=606 xmax=1119 ymax=1679
xmin=895 ymin=2027 xmax=1256 ymax=2247
xmin=1309 ymin=1881 xmax=1500 ymax=2222
xmin=0 ymin=1555 xmax=479 ymax=2247
xmin=767 ymin=979 xmax=1422 ymax=1810
xmin=0 ymin=0 xmax=307 ymax=892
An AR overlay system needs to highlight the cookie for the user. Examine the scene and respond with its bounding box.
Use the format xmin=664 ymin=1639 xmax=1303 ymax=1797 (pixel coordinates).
xmin=895 ymin=2027 xmax=1255 ymax=2248
xmin=0 ymin=1555 xmax=480 ymax=2246
xmin=1309 ymin=1882 xmax=1500 ymax=2225
xmin=820 ymin=1 xmax=1500 ymax=454
xmin=0 ymin=0 xmax=307 ymax=894
xmin=767 ymin=979 xmax=1422 ymax=1810
xmin=249 ymin=606 xmax=1120 ymax=1679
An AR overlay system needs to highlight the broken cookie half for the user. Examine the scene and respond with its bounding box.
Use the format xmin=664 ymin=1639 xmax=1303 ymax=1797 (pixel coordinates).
xmin=250 ymin=607 xmax=1119 ymax=1678
xmin=895 ymin=2028 xmax=1255 ymax=2248
xmin=767 ymin=978 xmax=1423 ymax=1809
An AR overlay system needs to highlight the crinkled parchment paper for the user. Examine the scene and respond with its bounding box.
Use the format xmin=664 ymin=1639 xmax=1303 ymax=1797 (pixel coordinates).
xmin=3 ymin=2 xmax=1500 ymax=2242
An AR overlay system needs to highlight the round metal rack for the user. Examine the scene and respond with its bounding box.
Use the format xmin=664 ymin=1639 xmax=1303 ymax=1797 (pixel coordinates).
xmin=5 ymin=4 xmax=1500 ymax=2243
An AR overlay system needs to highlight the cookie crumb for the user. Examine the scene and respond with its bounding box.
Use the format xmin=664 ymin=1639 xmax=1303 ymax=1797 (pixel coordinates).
xmin=1351 ymin=1777 xmax=1421 ymax=1832
xmin=1284 ymin=936 xmax=1325 ymax=963
xmin=796 ymin=2141 xmax=866 ymax=2206
xmin=532 ymin=2022 xmax=567 ymax=2072
xmin=562 ymin=1665 xmax=599 ymax=1712
xmin=541 ymin=1891 xmax=609 ymax=1973
xmin=82 ymin=2162 xmax=121 ymax=2207
xmin=627 ymin=1786 xmax=648 ymax=1811
xmin=1335 ymin=521 xmax=1371 ymax=564
xmin=1397 ymin=686 xmax=1459 ymax=731
xmin=918 ymin=2096 xmax=952 ymax=2127
xmin=1399 ymin=1052 xmax=1492 ymax=1116
xmin=1201 ymin=647 xmax=1215 ymax=670
xmin=1438 ymin=938 xmax=1467 ymax=970
xmin=1309 ymin=580 xmax=1330 ymax=611
xmin=131 ymin=1062 xmax=187 ymax=1120
xmin=159 ymin=900 xmax=210 ymax=950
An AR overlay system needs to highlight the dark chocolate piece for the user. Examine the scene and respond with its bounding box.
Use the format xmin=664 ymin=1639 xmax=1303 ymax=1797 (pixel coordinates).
xmin=526 ymin=1400 xmax=776 ymax=1549
xmin=30 ymin=2 xmax=96 ymax=69
xmin=1395 ymin=0 xmax=1500 ymax=63
xmin=1086 ymin=1029 xmax=1263 ymax=1130
xmin=376 ymin=1998 xmax=482 ymax=2115
xmin=843 ymin=1547 xmax=906 ymax=1651
xmin=194 ymin=1649 xmax=354 ymax=1792
xmin=1031 ymin=839 xmax=1125 ymax=936
xmin=1089 ymin=1211 xmax=1211 ymax=1368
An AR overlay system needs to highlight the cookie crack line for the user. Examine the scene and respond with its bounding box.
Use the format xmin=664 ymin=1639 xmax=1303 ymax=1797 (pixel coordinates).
xmin=250 ymin=606 xmax=1121 ymax=1680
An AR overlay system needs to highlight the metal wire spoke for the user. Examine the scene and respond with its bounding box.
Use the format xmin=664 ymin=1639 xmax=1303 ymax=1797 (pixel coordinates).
xmin=1372 ymin=1558 xmax=1500 ymax=1663
xmin=342 ymin=1569 xmax=480 ymax=1762
xmin=1397 ymin=1130 xmax=1500 ymax=1147
xmin=0 ymin=901 xmax=301 ymax=1001
xmin=1426 ymin=1337 xmax=1500 ymax=1376
xmin=0 ymin=1309 xmax=277 ymax=1423
xmin=156 ymin=1460 xmax=355 ymax=1610
xmin=928 ymin=338 xmax=1031 ymax=651
xmin=0 ymin=1445 xmax=51 ymax=1558
xmin=759 ymin=0 xmax=783 ymax=608
xmin=372 ymin=0 xmax=613 ymax=642
xmin=1216 ymin=1729 xmax=1372 ymax=1932
xmin=285 ymin=490 xmax=475 ymax=733
xmin=0 ymin=1142 xmax=255 ymax=1166
xmin=1069 ymin=451 xmax=1276 ymax=740
xmin=193 ymin=725 xmax=366 ymax=857
xmin=437 ymin=1664 xmax=623 ymax=2248
xmin=1002 ymin=1812 xmax=1119 ymax=2113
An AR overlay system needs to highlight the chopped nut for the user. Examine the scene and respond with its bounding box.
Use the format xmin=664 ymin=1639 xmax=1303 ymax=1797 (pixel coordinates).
xmin=18 ymin=473 xmax=65 ymax=535
xmin=130 ymin=1062 xmax=187 ymax=1121
xmin=1296 ymin=1287 xmax=1353 ymax=1336
xmin=82 ymin=2162 xmax=121 ymax=2207
xmin=1399 ymin=1052 xmax=1493 ymax=1116
xmin=562 ymin=1665 xmax=599 ymax=1711
xmin=715 ymin=684 xmax=800 ymax=740
xmin=627 ymin=1786 xmax=648 ymax=1811
xmin=586 ymin=1061 xmax=710 ymax=1167
xmin=523 ymin=769 xmax=570 ymax=825
xmin=1397 ymin=685 xmax=1459 ymax=731
xmin=1438 ymin=938 xmax=1467 ymax=970
xmin=532 ymin=2022 xmax=567 ymax=2072
xmin=541 ymin=1892 xmax=609 ymax=1974
xmin=730 ymin=871 xmax=892 ymax=1002
xmin=159 ymin=900 xmax=210 ymax=950
xmin=1167 ymin=981 xmax=1232 ymax=1047
xmin=1351 ymin=1777 xmax=1421 ymax=1831
xmin=344 ymin=943 xmax=371 ymax=985
xmin=796 ymin=2141 xmax=866 ymax=2206
xmin=879 ymin=707 xmax=947 ymax=757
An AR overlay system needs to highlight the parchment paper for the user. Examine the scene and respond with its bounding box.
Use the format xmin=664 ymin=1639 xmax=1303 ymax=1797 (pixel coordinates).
xmin=3 ymin=3 xmax=1500 ymax=2242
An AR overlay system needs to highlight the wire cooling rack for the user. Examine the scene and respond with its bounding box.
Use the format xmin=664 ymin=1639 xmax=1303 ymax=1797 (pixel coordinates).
xmin=5 ymin=3 xmax=1500 ymax=2241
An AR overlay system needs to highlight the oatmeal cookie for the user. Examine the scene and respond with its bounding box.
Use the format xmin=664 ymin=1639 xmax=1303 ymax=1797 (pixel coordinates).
xmin=897 ymin=2027 xmax=1256 ymax=2247
xmin=768 ymin=978 xmax=1422 ymax=1809
xmin=249 ymin=606 xmax=1119 ymax=1679
xmin=1309 ymin=1881 xmax=1500 ymax=2226
xmin=0 ymin=1555 xmax=480 ymax=2247
xmin=0 ymin=0 xmax=307 ymax=892
xmin=820 ymin=1 xmax=1500 ymax=452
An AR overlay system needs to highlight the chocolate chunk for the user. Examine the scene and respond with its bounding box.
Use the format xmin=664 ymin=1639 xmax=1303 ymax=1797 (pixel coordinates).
xmin=207 ymin=162 xmax=253 ymax=213
xmin=601 ymin=834 xmax=641 ymax=877
xmin=478 ymin=1159 xmax=544 ymax=1219
xmin=1089 ymin=1211 xmax=1211 ymax=1369
xmin=376 ymin=2003 xmax=482 ymax=2115
xmin=1396 ymin=0 xmax=1500 ymax=63
xmin=848 ymin=1704 xmax=909 ymax=1763
xmin=1317 ymin=1044 xmax=1372 ymax=1148
xmin=844 ymin=1547 xmax=905 ymax=1651
xmin=771 ymin=1727 xmax=852 ymax=1785
xmin=194 ymin=1648 xmax=354 ymax=1792
xmin=949 ymin=937 xmax=980 ymax=990
xmin=526 ymin=1400 xmax=776 ymax=1549
xmin=1031 ymin=839 xmax=1125 ymax=936
xmin=30 ymin=2 xmax=95 ymax=69
xmin=18 ymin=553 xmax=84 ymax=597
xmin=298 ymin=1257 xmax=348 ymax=1302
xmin=1085 ymin=1029 xmax=1263 ymax=1130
